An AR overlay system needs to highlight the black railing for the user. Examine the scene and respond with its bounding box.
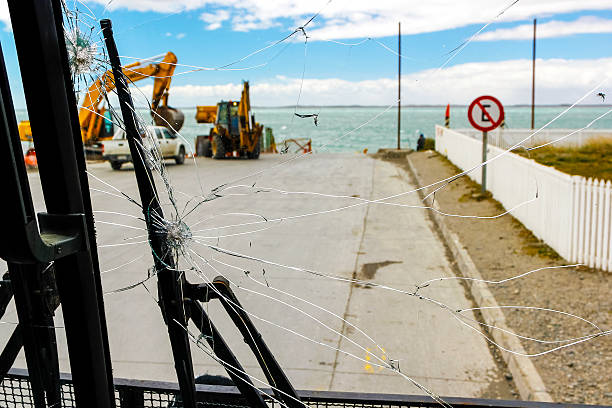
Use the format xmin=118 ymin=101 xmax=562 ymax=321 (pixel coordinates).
xmin=2 ymin=370 xmax=609 ymax=408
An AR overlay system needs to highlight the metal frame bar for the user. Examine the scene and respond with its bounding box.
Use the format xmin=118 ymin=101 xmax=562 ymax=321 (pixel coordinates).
xmin=100 ymin=18 xmax=197 ymax=408
xmin=7 ymin=263 xmax=61 ymax=406
xmin=4 ymin=369 xmax=611 ymax=408
xmin=188 ymin=301 xmax=268 ymax=407
xmin=0 ymin=42 xmax=62 ymax=407
xmin=190 ymin=276 xmax=301 ymax=408
xmin=1 ymin=0 xmax=115 ymax=405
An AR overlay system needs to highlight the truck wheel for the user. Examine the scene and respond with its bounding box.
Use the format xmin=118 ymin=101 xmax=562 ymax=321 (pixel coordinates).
xmin=212 ymin=134 xmax=226 ymax=159
xmin=247 ymin=142 xmax=260 ymax=159
xmin=175 ymin=146 xmax=185 ymax=165
xmin=110 ymin=160 xmax=122 ymax=170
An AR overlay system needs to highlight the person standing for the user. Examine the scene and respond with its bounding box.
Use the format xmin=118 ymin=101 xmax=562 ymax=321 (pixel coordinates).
xmin=416 ymin=133 xmax=425 ymax=151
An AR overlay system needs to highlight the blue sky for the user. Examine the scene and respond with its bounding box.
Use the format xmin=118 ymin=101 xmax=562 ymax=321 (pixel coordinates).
xmin=1 ymin=0 xmax=612 ymax=107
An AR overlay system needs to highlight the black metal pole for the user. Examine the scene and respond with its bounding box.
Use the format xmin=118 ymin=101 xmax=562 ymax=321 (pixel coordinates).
xmin=100 ymin=19 xmax=197 ymax=407
xmin=397 ymin=22 xmax=401 ymax=150
xmin=7 ymin=0 xmax=115 ymax=405
xmin=531 ymin=18 xmax=536 ymax=130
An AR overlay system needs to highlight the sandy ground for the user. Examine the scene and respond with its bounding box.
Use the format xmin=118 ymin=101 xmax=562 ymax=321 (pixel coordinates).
xmin=406 ymin=151 xmax=611 ymax=405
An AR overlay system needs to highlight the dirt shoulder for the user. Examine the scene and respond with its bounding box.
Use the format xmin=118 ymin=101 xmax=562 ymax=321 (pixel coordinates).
xmin=401 ymin=151 xmax=610 ymax=405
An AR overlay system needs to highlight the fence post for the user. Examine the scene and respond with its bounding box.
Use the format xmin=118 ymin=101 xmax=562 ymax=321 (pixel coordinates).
xmin=577 ymin=177 xmax=585 ymax=263
xmin=605 ymin=180 xmax=612 ymax=272
xmin=584 ymin=179 xmax=592 ymax=267
xmin=596 ymin=179 xmax=605 ymax=269
xmin=588 ymin=179 xmax=598 ymax=268
xmin=570 ymin=177 xmax=579 ymax=263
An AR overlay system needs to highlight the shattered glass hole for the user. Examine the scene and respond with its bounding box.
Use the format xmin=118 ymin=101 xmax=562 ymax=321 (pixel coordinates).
xmin=161 ymin=219 xmax=193 ymax=252
xmin=65 ymin=28 xmax=98 ymax=77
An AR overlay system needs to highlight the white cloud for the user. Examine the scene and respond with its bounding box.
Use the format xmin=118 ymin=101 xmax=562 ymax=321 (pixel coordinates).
xmin=165 ymin=31 xmax=187 ymax=39
xmin=3 ymin=1 xmax=612 ymax=37
xmin=200 ymin=9 xmax=229 ymax=30
xmin=76 ymin=0 xmax=612 ymax=40
xmin=231 ymin=15 xmax=279 ymax=32
xmin=132 ymin=58 xmax=612 ymax=107
xmin=0 ymin=1 xmax=10 ymax=31
xmin=476 ymin=16 xmax=612 ymax=41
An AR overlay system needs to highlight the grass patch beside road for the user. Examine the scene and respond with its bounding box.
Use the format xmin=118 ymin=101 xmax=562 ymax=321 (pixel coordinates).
xmin=516 ymin=138 xmax=612 ymax=181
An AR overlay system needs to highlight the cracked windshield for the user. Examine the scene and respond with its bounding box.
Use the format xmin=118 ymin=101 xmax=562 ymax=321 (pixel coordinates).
xmin=0 ymin=0 xmax=610 ymax=407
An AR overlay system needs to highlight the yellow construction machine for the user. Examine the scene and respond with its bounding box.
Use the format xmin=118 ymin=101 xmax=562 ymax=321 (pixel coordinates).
xmin=195 ymin=81 xmax=263 ymax=159
xmin=19 ymin=51 xmax=183 ymax=157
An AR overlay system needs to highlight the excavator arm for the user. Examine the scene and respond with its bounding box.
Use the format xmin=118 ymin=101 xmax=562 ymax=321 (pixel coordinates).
xmin=238 ymin=81 xmax=252 ymax=134
xmin=78 ymin=51 xmax=182 ymax=145
xmin=238 ymin=81 xmax=261 ymax=152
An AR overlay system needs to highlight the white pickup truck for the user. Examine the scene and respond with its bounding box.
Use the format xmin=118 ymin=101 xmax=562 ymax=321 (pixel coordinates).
xmin=101 ymin=126 xmax=187 ymax=170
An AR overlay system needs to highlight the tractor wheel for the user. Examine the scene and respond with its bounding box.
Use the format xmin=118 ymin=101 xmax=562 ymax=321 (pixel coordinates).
xmin=201 ymin=139 xmax=212 ymax=157
xmin=175 ymin=146 xmax=185 ymax=165
xmin=196 ymin=136 xmax=212 ymax=157
xmin=212 ymin=134 xmax=226 ymax=159
xmin=247 ymin=142 xmax=260 ymax=159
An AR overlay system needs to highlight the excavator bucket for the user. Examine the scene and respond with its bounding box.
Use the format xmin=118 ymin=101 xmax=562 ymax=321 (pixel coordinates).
xmin=195 ymin=106 xmax=217 ymax=123
xmin=154 ymin=105 xmax=184 ymax=132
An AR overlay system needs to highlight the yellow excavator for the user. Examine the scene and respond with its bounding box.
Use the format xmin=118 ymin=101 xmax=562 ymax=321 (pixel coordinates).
xmin=19 ymin=51 xmax=184 ymax=157
xmin=195 ymin=81 xmax=263 ymax=159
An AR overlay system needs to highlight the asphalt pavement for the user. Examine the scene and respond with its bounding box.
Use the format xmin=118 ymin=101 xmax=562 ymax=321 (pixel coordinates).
xmin=0 ymin=153 xmax=511 ymax=397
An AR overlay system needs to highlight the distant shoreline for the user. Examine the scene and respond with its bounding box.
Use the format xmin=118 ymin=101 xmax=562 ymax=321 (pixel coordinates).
xmin=13 ymin=104 xmax=612 ymax=111
xmin=249 ymin=104 xmax=612 ymax=109
xmin=206 ymin=104 xmax=612 ymax=109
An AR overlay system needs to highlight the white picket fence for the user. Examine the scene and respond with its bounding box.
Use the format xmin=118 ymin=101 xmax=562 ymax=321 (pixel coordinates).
xmin=455 ymin=128 xmax=612 ymax=150
xmin=435 ymin=125 xmax=612 ymax=271
xmin=571 ymin=177 xmax=612 ymax=270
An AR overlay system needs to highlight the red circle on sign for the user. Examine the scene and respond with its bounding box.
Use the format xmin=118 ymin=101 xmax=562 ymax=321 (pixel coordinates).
xmin=467 ymin=95 xmax=504 ymax=132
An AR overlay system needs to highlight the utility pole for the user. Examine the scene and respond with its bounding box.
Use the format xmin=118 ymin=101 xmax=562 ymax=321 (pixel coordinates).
xmin=397 ymin=22 xmax=401 ymax=150
xmin=531 ymin=18 xmax=536 ymax=129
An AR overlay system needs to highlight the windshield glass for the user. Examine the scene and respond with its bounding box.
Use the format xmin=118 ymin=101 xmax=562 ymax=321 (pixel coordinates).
xmin=217 ymin=103 xmax=228 ymax=125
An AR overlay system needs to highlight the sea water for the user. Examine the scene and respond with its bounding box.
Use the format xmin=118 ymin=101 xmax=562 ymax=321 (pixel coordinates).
xmin=177 ymin=106 xmax=612 ymax=152
xmin=15 ymin=106 xmax=612 ymax=153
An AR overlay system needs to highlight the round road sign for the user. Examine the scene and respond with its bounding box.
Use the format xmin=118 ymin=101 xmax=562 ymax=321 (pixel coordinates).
xmin=467 ymin=95 xmax=504 ymax=132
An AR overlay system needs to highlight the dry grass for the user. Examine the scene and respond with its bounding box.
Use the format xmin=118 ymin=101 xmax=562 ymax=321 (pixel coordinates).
xmin=516 ymin=137 xmax=612 ymax=181
xmin=435 ymin=153 xmax=561 ymax=260
xmin=423 ymin=137 xmax=435 ymax=150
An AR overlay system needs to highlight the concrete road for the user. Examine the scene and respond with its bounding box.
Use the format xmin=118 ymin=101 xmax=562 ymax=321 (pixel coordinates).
xmin=0 ymin=153 xmax=511 ymax=397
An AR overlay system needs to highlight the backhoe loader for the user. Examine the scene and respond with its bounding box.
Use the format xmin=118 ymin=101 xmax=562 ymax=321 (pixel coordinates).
xmin=195 ymin=81 xmax=263 ymax=159
xmin=19 ymin=52 xmax=184 ymax=158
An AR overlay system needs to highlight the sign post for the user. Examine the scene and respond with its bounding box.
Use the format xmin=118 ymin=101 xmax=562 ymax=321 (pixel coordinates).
xmin=467 ymin=95 xmax=504 ymax=194
xmin=481 ymin=131 xmax=488 ymax=192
